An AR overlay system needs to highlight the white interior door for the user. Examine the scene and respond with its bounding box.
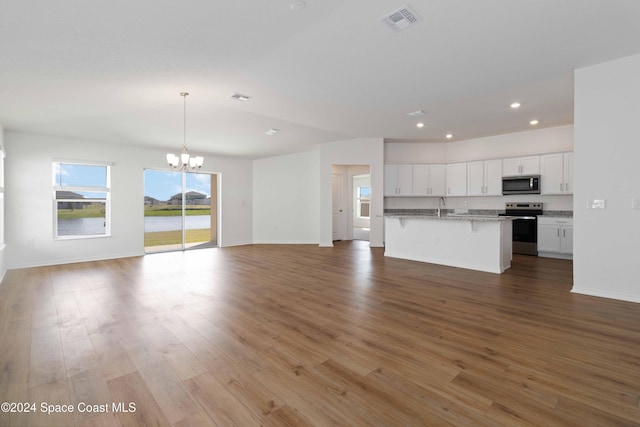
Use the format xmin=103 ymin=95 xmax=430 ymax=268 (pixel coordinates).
xmin=332 ymin=172 xmax=346 ymax=241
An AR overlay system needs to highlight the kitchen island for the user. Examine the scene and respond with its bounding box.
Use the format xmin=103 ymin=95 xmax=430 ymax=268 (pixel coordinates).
xmin=384 ymin=214 xmax=513 ymax=274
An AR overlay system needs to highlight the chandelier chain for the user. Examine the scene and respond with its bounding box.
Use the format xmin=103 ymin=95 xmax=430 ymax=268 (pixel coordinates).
xmin=182 ymin=92 xmax=188 ymax=151
xmin=166 ymin=91 xmax=203 ymax=171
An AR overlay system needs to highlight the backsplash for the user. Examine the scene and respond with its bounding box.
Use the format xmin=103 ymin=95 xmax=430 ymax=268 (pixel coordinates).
xmin=384 ymin=208 xmax=502 ymax=216
xmin=384 ymin=208 xmax=573 ymax=217
xmin=542 ymin=210 xmax=573 ymax=217
xmin=384 ymin=194 xmax=574 ymax=212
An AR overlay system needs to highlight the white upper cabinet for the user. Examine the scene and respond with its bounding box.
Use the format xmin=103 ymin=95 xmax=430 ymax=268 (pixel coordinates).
xmin=429 ymin=164 xmax=446 ymax=196
xmin=502 ymin=155 xmax=540 ymax=176
xmin=484 ymin=159 xmax=503 ymax=195
xmin=446 ymin=163 xmax=467 ymax=196
xmin=502 ymin=158 xmax=520 ymax=176
xmin=412 ymin=164 xmax=445 ymax=196
xmin=467 ymin=159 xmax=502 ymax=196
xmin=564 ymin=152 xmax=573 ymax=194
xmin=540 ymin=152 xmax=573 ymax=195
xmin=540 ymin=153 xmax=563 ymax=194
xmin=466 ymin=161 xmax=484 ymax=196
xmin=384 ymin=164 xmax=396 ymax=196
xmin=384 ymin=164 xmax=413 ymax=196
xmin=384 ymin=152 xmax=572 ymax=198
xmin=412 ymin=165 xmax=429 ymax=196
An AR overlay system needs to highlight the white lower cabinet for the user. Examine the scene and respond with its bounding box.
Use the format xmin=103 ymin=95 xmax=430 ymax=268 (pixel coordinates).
xmin=537 ymin=217 xmax=573 ymax=259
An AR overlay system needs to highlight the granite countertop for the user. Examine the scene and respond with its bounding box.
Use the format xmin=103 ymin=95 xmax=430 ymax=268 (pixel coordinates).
xmin=385 ymin=214 xmax=510 ymax=222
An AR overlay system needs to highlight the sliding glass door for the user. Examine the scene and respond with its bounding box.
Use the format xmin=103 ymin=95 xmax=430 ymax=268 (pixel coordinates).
xmin=143 ymin=169 xmax=217 ymax=253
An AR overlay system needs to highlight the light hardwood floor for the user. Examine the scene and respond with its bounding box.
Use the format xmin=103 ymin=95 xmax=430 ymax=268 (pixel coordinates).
xmin=1 ymin=241 xmax=639 ymax=426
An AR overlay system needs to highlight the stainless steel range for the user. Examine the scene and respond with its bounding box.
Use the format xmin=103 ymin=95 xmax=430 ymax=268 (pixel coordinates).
xmin=499 ymin=202 xmax=543 ymax=256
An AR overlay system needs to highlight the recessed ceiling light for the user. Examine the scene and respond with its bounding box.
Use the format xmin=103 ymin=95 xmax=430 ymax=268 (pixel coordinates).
xmin=408 ymin=110 xmax=425 ymax=117
xmin=230 ymin=93 xmax=251 ymax=101
xmin=416 ymin=122 xmax=424 ymax=128
xmin=510 ymin=102 xmax=521 ymax=109
xmin=529 ymin=119 xmax=539 ymax=125
xmin=265 ymin=128 xmax=279 ymax=136
xmin=446 ymin=133 xmax=453 ymax=139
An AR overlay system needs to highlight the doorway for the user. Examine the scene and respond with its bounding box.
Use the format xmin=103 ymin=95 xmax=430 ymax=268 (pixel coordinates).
xmin=353 ymin=173 xmax=371 ymax=241
xmin=332 ymin=171 xmax=346 ymax=241
xmin=332 ymin=165 xmax=371 ymax=243
xmin=143 ymin=169 xmax=218 ymax=253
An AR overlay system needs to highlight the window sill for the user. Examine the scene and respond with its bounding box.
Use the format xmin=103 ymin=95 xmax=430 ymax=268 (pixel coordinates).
xmin=54 ymin=234 xmax=111 ymax=241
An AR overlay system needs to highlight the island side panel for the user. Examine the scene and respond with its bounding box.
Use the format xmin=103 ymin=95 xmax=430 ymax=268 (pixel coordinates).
xmin=384 ymin=216 xmax=510 ymax=274
xmin=501 ymin=219 xmax=513 ymax=272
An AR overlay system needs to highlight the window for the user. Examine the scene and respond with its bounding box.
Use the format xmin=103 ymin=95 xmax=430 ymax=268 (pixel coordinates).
xmin=53 ymin=161 xmax=111 ymax=239
xmin=356 ymin=186 xmax=370 ymax=218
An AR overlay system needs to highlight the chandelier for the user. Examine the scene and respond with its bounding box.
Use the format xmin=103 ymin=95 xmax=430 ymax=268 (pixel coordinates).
xmin=166 ymin=92 xmax=204 ymax=171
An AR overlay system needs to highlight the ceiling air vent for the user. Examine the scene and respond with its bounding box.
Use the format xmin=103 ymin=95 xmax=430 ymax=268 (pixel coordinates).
xmin=382 ymin=5 xmax=420 ymax=32
xmin=230 ymin=93 xmax=251 ymax=101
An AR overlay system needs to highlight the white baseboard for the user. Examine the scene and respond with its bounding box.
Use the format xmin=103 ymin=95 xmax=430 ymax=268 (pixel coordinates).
xmin=571 ymin=287 xmax=640 ymax=304
xmin=10 ymin=251 xmax=144 ymax=269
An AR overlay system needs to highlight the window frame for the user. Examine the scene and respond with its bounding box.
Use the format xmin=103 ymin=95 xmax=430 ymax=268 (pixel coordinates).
xmin=52 ymin=160 xmax=112 ymax=240
xmin=356 ymin=185 xmax=371 ymax=219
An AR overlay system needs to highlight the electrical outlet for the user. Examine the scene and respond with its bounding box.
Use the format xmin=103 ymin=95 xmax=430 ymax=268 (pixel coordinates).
xmin=589 ymin=199 xmax=606 ymax=209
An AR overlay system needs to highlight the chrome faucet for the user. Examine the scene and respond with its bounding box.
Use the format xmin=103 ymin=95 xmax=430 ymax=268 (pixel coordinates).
xmin=438 ymin=197 xmax=445 ymax=217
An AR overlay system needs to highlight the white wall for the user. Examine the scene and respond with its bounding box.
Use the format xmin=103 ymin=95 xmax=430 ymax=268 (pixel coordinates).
xmin=253 ymin=150 xmax=320 ymax=244
xmin=573 ymin=53 xmax=640 ymax=303
xmin=320 ymin=138 xmax=384 ymax=247
xmin=252 ymin=138 xmax=384 ymax=247
xmin=385 ymin=125 xmax=573 ymax=164
xmin=384 ymin=141 xmax=448 ymax=163
xmin=445 ymin=125 xmax=574 ymax=163
xmin=0 ymin=124 xmax=5 ymax=282
xmin=4 ymin=131 xmax=253 ymax=269
xmin=385 ymin=125 xmax=574 ymax=212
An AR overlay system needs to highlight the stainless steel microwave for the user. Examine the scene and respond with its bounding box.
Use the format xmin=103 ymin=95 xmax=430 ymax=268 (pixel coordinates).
xmin=502 ymin=175 xmax=540 ymax=195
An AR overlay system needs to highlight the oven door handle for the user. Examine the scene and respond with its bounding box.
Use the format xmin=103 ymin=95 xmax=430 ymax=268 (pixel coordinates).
xmin=503 ymin=216 xmax=537 ymax=220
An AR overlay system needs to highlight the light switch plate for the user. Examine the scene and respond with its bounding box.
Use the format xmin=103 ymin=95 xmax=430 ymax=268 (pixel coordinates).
xmin=589 ymin=199 xmax=606 ymax=209
xmin=633 ymin=198 xmax=640 ymax=210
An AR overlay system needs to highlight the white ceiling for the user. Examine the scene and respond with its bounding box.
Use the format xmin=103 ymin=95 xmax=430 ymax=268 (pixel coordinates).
xmin=1 ymin=0 xmax=640 ymax=159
